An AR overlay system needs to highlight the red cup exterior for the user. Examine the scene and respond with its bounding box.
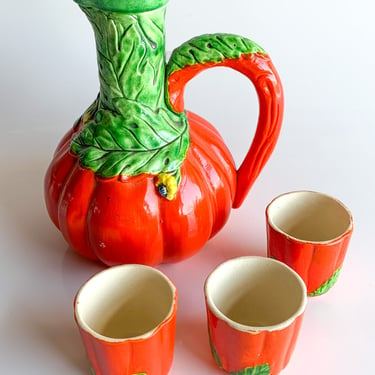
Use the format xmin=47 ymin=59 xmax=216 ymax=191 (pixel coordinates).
xmin=75 ymin=303 xmax=177 ymax=375
xmin=267 ymin=224 xmax=352 ymax=295
xmin=206 ymin=301 xmax=304 ymax=374
xmin=73 ymin=266 xmax=178 ymax=375
xmin=204 ymin=256 xmax=307 ymax=374
xmin=266 ymin=198 xmax=353 ymax=296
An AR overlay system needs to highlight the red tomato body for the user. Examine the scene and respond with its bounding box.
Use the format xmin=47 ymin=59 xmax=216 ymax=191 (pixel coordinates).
xmin=45 ymin=111 xmax=236 ymax=266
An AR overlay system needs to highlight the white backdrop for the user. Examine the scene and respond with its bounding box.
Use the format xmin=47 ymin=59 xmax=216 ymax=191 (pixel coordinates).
xmin=1 ymin=1 xmax=374 ymax=374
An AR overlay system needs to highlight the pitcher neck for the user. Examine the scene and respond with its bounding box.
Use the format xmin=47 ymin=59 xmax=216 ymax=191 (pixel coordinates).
xmin=80 ymin=4 xmax=168 ymax=113
xmin=74 ymin=0 xmax=169 ymax=13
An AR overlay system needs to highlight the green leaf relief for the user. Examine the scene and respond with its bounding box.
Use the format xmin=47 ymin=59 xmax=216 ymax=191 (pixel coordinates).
xmin=209 ymin=330 xmax=269 ymax=375
xmin=229 ymin=364 xmax=270 ymax=375
xmin=208 ymin=331 xmax=223 ymax=369
xmin=308 ymin=266 xmax=342 ymax=297
xmin=71 ymin=101 xmax=189 ymax=178
xmin=166 ymin=33 xmax=266 ymax=77
xmin=72 ymin=6 xmax=189 ymax=180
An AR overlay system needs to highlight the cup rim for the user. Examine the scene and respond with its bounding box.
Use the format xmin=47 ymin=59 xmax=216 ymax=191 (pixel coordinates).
xmin=204 ymin=256 xmax=307 ymax=332
xmin=266 ymin=190 xmax=354 ymax=244
xmin=74 ymin=264 xmax=177 ymax=342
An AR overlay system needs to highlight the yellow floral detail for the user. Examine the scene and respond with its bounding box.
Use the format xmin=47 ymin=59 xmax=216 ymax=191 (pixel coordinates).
xmin=82 ymin=110 xmax=93 ymax=123
xmin=155 ymin=173 xmax=178 ymax=200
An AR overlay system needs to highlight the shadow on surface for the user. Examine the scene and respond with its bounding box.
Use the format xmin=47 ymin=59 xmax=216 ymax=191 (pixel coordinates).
xmin=2 ymin=293 xmax=89 ymax=374
xmin=0 ymin=152 xmax=63 ymax=252
xmin=0 ymin=151 xmax=100 ymax=373
xmin=175 ymin=317 xmax=217 ymax=372
xmin=32 ymin=310 xmax=89 ymax=374
xmin=62 ymin=245 xmax=106 ymax=299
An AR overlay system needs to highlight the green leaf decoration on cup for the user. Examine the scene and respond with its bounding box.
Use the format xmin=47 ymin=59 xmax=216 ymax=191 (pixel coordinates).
xmin=208 ymin=333 xmax=223 ymax=369
xmin=71 ymin=6 xmax=189 ymax=180
xmin=229 ymin=364 xmax=270 ymax=375
xmin=209 ymin=331 xmax=270 ymax=375
xmin=308 ymin=266 xmax=342 ymax=296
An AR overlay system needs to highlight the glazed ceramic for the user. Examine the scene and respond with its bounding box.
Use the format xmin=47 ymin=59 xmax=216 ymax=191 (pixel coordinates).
xmin=266 ymin=191 xmax=353 ymax=296
xmin=204 ymin=256 xmax=307 ymax=375
xmin=74 ymin=264 xmax=177 ymax=375
xmin=44 ymin=0 xmax=284 ymax=266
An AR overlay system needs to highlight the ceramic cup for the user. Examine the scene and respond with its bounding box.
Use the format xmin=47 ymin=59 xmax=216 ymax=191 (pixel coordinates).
xmin=74 ymin=264 xmax=177 ymax=375
xmin=266 ymin=191 xmax=353 ymax=296
xmin=204 ymin=256 xmax=307 ymax=375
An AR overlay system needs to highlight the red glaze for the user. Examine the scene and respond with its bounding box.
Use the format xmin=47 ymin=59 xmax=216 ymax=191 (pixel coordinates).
xmin=168 ymin=53 xmax=284 ymax=208
xmin=45 ymin=52 xmax=283 ymax=266
xmin=45 ymin=111 xmax=236 ymax=265
xmin=266 ymin=192 xmax=354 ymax=295
xmin=206 ymin=305 xmax=304 ymax=374
xmin=76 ymin=303 xmax=177 ymax=375
xmin=74 ymin=266 xmax=177 ymax=375
xmin=266 ymin=223 xmax=353 ymax=294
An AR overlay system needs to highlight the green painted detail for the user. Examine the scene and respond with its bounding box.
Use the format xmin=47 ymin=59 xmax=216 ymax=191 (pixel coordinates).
xmin=209 ymin=330 xmax=270 ymax=375
xmin=74 ymin=0 xmax=169 ymax=13
xmin=71 ymin=6 xmax=189 ymax=179
xmin=308 ymin=266 xmax=342 ymax=297
xmin=89 ymin=364 xmax=96 ymax=375
xmin=208 ymin=332 xmax=223 ymax=369
xmin=166 ymin=33 xmax=266 ymax=77
xmin=229 ymin=364 xmax=270 ymax=375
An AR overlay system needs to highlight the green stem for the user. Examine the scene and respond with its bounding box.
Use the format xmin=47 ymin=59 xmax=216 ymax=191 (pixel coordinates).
xmin=74 ymin=0 xmax=169 ymax=13
xmin=83 ymin=5 xmax=167 ymax=112
xmin=71 ymin=4 xmax=189 ymax=181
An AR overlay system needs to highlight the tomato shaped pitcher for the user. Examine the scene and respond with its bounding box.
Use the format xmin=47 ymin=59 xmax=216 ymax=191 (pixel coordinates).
xmin=44 ymin=0 xmax=284 ymax=266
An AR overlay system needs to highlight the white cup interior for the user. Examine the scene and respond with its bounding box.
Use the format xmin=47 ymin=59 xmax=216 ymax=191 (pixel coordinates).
xmin=205 ymin=257 xmax=307 ymax=331
xmin=75 ymin=265 xmax=176 ymax=341
xmin=267 ymin=191 xmax=352 ymax=242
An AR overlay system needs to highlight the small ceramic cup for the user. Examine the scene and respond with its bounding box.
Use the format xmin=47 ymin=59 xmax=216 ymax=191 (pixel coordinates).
xmin=266 ymin=191 xmax=353 ymax=296
xmin=74 ymin=264 xmax=177 ymax=375
xmin=204 ymin=256 xmax=307 ymax=375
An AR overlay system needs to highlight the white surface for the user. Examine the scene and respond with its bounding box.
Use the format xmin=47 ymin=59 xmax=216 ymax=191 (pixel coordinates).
xmin=1 ymin=0 xmax=374 ymax=373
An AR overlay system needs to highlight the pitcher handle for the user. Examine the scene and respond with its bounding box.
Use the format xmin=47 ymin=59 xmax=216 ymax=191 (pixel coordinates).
xmin=165 ymin=34 xmax=284 ymax=208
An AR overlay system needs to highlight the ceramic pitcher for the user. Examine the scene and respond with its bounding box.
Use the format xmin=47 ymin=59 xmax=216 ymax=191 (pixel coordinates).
xmin=44 ymin=0 xmax=284 ymax=266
